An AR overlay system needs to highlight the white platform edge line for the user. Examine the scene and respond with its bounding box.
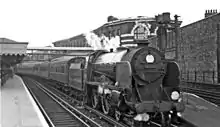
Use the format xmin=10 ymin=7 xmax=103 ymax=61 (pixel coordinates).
xmin=16 ymin=75 xmax=49 ymax=127
xmin=183 ymin=92 xmax=219 ymax=107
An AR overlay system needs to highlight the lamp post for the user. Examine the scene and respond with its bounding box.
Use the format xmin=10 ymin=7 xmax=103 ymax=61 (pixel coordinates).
xmin=155 ymin=13 xmax=181 ymax=60
xmin=174 ymin=15 xmax=180 ymax=60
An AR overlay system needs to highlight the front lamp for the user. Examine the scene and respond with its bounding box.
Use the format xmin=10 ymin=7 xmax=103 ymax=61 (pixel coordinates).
xmin=171 ymin=91 xmax=180 ymax=100
xmin=146 ymin=54 xmax=154 ymax=63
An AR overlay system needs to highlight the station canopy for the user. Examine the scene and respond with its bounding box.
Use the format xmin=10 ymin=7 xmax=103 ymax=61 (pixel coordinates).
xmin=0 ymin=38 xmax=28 ymax=66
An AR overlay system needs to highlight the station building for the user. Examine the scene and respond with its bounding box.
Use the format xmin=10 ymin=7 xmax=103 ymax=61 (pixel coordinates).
xmin=52 ymin=16 xmax=161 ymax=48
xmin=52 ymin=10 xmax=220 ymax=83
xmin=53 ymin=34 xmax=89 ymax=47
xmin=164 ymin=10 xmax=220 ymax=83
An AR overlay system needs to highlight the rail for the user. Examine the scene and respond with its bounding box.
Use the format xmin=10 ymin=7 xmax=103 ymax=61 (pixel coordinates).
xmin=23 ymin=77 xmax=55 ymax=127
xmin=181 ymin=87 xmax=220 ymax=106
xmin=180 ymin=70 xmax=220 ymax=92
xmin=23 ymin=76 xmax=101 ymax=127
xmin=29 ymin=75 xmax=196 ymax=127
xmin=34 ymin=76 xmax=128 ymax=127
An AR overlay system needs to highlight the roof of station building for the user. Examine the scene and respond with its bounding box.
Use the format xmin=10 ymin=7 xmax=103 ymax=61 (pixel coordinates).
xmin=0 ymin=38 xmax=28 ymax=56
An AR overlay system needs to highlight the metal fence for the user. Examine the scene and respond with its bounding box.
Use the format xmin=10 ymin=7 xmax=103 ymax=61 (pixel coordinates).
xmin=180 ymin=69 xmax=218 ymax=84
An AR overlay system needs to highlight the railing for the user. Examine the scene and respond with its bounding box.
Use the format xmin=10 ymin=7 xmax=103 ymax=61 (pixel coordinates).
xmin=180 ymin=69 xmax=219 ymax=84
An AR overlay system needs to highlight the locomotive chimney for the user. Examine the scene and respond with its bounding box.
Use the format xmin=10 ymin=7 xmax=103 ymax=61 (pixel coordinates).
xmin=107 ymin=16 xmax=119 ymax=22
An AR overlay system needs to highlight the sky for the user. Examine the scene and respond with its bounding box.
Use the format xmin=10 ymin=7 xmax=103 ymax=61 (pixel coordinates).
xmin=0 ymin=0 xmax=219 ymax=47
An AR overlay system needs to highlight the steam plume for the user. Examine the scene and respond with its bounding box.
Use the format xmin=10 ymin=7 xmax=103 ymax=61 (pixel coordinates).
xmin=84 ymin=32 xmax=120 ymax=51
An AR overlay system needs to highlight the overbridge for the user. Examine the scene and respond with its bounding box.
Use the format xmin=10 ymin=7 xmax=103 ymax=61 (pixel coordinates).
xmin=25 ymin=46 xmax=94 ymax=61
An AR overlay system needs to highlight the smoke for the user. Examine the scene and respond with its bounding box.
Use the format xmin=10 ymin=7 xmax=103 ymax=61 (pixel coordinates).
xmin=84 ymin=32 xmax=120 ymax=51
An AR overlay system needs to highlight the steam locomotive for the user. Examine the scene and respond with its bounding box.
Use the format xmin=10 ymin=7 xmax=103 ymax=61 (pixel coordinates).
xmin=17 ymin=14 xmax=185 ymax=126
xmin=17 ymin=45 xmax=185 ymax=126
xmin=86 ymin=44 xmax=185 ymax=124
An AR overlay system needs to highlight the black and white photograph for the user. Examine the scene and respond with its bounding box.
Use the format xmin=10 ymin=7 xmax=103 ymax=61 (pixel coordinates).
xmin=0 ymin=0 xmax=220 ymax=127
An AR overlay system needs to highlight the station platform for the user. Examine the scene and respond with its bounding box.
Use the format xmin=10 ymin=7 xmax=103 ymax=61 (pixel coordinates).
xmin=182 ymin=92 xmax=220 ymax=127
xmin=0 ymin=75 xmax=48 ymax=127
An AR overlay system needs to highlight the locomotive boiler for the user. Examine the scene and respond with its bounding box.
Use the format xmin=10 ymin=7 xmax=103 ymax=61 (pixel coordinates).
xmin=85 ymin=45 xmax=185 ymax=125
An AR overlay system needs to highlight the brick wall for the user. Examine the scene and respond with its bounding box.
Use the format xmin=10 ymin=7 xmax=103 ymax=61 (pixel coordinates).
xmin=173 ymin=13 xmax=220 ymax=83
xmin=148 ymin=13 xmax=220 ymax=83
xmin=179 ymin=13 xmax=220 ymax=71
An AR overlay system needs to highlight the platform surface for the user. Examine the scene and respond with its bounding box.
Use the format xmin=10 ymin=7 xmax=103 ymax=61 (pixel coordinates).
xmin=182 ymin=92 xmax=220 ymax=127
xmin=0 ymin=75 xmax=48 ymax=127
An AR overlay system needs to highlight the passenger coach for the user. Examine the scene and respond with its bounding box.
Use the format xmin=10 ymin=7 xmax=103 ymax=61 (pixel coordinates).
xmin=49 ymin=56 xmax=88 ymax=95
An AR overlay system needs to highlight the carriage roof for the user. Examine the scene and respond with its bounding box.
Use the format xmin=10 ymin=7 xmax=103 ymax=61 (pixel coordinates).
xmin=50 ymin=55 xmax=89 ymax=65
xmin=19 ymin=61 xmax=43 ymax=67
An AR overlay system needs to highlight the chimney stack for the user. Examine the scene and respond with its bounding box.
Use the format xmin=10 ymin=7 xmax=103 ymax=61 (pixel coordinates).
xmin=107 ymin=16 xmax=119 ymax=22
xmin=205 ymin=9 xmax=218 ymax=18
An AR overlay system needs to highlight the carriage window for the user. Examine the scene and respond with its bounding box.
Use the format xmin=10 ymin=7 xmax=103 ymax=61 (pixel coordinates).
xmin=61 ymin=66 xmax=65 ymax=73
xmin=70 ymin=63 xmax=81 ymax=69
xmin=70 ymin=57 xmax=87 ymax=69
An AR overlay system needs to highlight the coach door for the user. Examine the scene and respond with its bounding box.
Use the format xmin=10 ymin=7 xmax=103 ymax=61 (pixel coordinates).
xmin=69 ymin=57 xmax=86 ymax=91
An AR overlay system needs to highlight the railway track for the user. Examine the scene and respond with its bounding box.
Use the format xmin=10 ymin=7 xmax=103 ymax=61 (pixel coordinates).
xmin=181 ymin=87 xmax=220 ymax=106
xmin=23 ymin=76 xmax=130 ymax=127
xmin=23 ymin=76 xmax=102 ymax=127
xmin=31 ymin=76 xmax=134 ymax=127
xmin=25 ymin=75 xmax=196 ymax=127
xmin=181 ymin=81 xmax=220 ymax=92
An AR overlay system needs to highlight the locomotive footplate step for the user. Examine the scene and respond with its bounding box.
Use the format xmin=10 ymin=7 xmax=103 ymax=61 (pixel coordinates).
xmin=182 ymin=92 xmax=220 ymax=127
xmin=0 ymin=75 xmax=48 ymax=127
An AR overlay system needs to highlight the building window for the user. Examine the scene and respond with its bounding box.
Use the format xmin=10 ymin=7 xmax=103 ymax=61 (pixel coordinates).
xmin=79 ymin=41 xmax=81 ymax=47
xmin=112 ymin=30 xmax=115 ymax=37
xmin=168 ymin=32 xmax=171 ymax=48
xmin=117 ymin=29 xmax=121 ymax=36
xmin=108 ymin=31 xmax=112 ymax=39
xmin=172 ymin=32 xmax=176 ymax=47
xmin=77 ymin=41 xmax=79 ymax=46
